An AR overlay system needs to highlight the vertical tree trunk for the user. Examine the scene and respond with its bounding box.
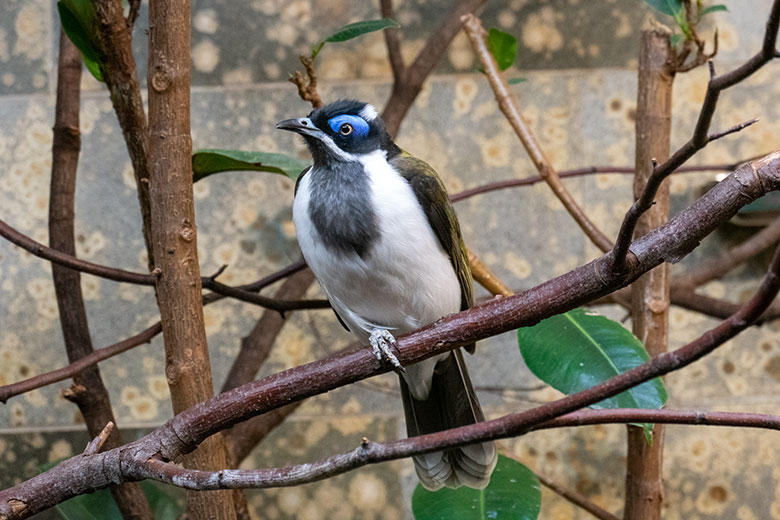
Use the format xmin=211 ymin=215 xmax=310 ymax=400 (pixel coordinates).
xmin=49 ymin=30 xmax=153 ymax=520
xmin=92 ymin=0 xmax=155 ymax=268
xmin=146 ymin=1 xmax=237 ymax=518
xmin=624 ymin=21 xmax=675 ymax=520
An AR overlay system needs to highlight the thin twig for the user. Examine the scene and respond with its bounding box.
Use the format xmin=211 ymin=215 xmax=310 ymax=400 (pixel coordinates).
xmin=135 ymin=406 xmax=780 ymax=491
xmin=83 ymin=422 xmax=115 ymax=456
xmin=448 ymin=159 xmax=760 ymax=202
xmin=0 ymin=219 xmax=329 ymax=312
xmin=611 ymin=0 xmax=780 ymax=271
xmin=289 ymin=56 xmax=323 ymax=109
xmin=0 ymin=322 xmax=162 ymax=404
xmin=462 ymin=14 xmax=614 ymax=253
xmin=536 ymin=472 xmax=621 ymax=520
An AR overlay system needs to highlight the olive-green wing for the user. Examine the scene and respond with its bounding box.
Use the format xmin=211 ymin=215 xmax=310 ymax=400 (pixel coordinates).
xmin=389 ymin=151 xmax=473 ymax=312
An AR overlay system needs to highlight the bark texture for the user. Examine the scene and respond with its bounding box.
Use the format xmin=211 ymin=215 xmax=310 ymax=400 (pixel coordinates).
xmin=92 ymin=0 xmax=154 ymax=266
xmin=146 ymin=0 xmax=237 ymax=517
xmin=625 ymin=22 xmax=675 ymax=520
xmin=49 ymin=30 xmax=153 ymax=520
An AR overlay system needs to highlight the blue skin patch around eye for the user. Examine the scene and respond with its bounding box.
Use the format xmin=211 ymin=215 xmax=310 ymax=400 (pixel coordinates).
xmin=327 ymin=115 xmax=369 ymax=138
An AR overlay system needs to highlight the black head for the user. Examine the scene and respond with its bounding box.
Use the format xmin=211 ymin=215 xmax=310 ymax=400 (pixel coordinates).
xmin=276 ymin=99 xmax=399 ymax=165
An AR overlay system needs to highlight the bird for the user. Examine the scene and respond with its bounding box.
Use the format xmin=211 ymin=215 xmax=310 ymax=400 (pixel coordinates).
xmin=277 ymin=99 xmax=497 ymax=490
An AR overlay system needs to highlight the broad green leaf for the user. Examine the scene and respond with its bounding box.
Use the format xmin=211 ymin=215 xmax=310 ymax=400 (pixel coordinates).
xmin=57 ymin=0 xmax=103 ymax=81
xmin=324 ymin=18 xmax=401 ymax=43
xmin=508 ymin=78 xmax=527 ymax=85
xmin=699 ymin=4 xmax=728 ymax=16
xmin=412 ymin=454 xmax=541 ymax=520
xmin=487 ymin=28 xmax=517 ymax=71
xmin=643 ymin=0 xmax=684 ymax=16
xmin=517 ymin=308 xmax=667 ymax=439
xmin=192 ymin=149 xmax=310 ymax=182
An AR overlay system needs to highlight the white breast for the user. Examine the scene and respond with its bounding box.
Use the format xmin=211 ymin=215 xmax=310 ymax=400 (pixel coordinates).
xmin=292 ymin=151 xmax=461 ymax=343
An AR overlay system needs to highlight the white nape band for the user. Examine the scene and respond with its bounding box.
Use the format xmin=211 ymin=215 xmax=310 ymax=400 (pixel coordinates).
xmin=359 ymin=104 xmax=378 ymax=121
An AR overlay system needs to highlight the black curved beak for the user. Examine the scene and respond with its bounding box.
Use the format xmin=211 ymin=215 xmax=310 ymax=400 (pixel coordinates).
xmin=275 ymin=117 xmax=322 ymax=138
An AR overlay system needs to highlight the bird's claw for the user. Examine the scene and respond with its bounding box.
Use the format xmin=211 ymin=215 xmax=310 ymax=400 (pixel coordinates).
xmin=369 ymin=329 xmax=404 ymax=373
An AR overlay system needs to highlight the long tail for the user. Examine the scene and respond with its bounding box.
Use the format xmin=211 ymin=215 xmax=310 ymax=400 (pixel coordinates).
xmin=399 ymin=348 xmax=497 ymax=491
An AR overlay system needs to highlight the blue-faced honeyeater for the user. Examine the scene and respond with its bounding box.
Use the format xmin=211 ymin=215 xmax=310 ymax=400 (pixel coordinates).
xmin=277 ymin=99 xmax=497 ymax=490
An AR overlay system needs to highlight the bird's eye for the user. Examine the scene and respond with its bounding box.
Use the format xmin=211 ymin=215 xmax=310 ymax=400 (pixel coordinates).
xmin=339 ymin=123 xmax=353 ymax=136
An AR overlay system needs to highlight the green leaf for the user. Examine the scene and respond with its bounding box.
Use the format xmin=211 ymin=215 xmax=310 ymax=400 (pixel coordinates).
xmin=738 ymin=191 xmax=780 ymax=214
xmin=324 ymin=18 xmax=400 ymax=43
xmin=669 ymin=34 xmax=682 ymax=47
xmin=310 ymin=18 xmax=400 ymax=60
xmin=508 ymin=77 xmax=527 ymax=84
xmin=57 ymin=0 xmax=103 ymax=81
xmin=412 ymin=454 xmax=541 ymax=520
xmin=699 ymin=4 xmax=728 ymax=16
xmin=487 ymin=28 xmax=517 ymax=71
xmin=192 ymin=149 xmax=310 ymax=182
xmin=517 ymin=308 xmax=668 ymax=438
xmin=642 ymin=0 xmax=684 ymax=16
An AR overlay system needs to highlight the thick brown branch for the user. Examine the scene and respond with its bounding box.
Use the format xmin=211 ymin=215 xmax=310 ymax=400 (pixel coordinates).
xmin=92 ymin=0 xmax=154 ymax=268
xmin=146 ymin=0 xmax=236 ymax=515
xmin=49 ymin=30 xmax=152 ymax=520
xmin=462 ymin=14 xmax=614 ymax=253
xmin=2 ymin=152 xmax=779 ymax=518
xmin=624 ymin=24 xmax=674 ymax=520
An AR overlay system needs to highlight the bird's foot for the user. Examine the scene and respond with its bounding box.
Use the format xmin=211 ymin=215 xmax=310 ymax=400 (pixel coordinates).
xmin=369 ymin=329 xmax=404 ymax=373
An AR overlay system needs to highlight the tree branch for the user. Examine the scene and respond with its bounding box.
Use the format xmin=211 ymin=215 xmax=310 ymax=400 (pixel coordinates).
xmin=92 ymin=0 xmax=155 ymax=268
xmin=49 ymin=29 xmax=153 ymax=520
xmin=0 ymin=263 xmax=316 ymax=403
xmin=381 ymin=0 xmax=487 ymax=136
xmin=2 ymin=152 xmax=779 ymax=518
xmin=221 ymin=269 xmax=316 ymax=466
xmin=462 ymin=14 xmax=614 ymax=253
xmin=624 ymin=23 xmax=674 ymax=520
xmin=0 ymin=220 xmax=329 ymax=311
xmin=611 ymin=0 xmax=780 ymax=271
xmin=675 ymin=215 xmax=780 ymax=287
xmin=146 ymin=0 xmax=237 ymax=515
xmin=380 ymin=0 xmax=405 ymax=81
xmin=133 ymin=407 xmax=780 ymax=490
xmin=536 ymin=472 xmax=621 ymax=520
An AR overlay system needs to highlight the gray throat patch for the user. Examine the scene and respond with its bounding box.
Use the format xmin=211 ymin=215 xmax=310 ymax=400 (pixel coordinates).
xmin=307 ymin=161 xmax=378 ymax=258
